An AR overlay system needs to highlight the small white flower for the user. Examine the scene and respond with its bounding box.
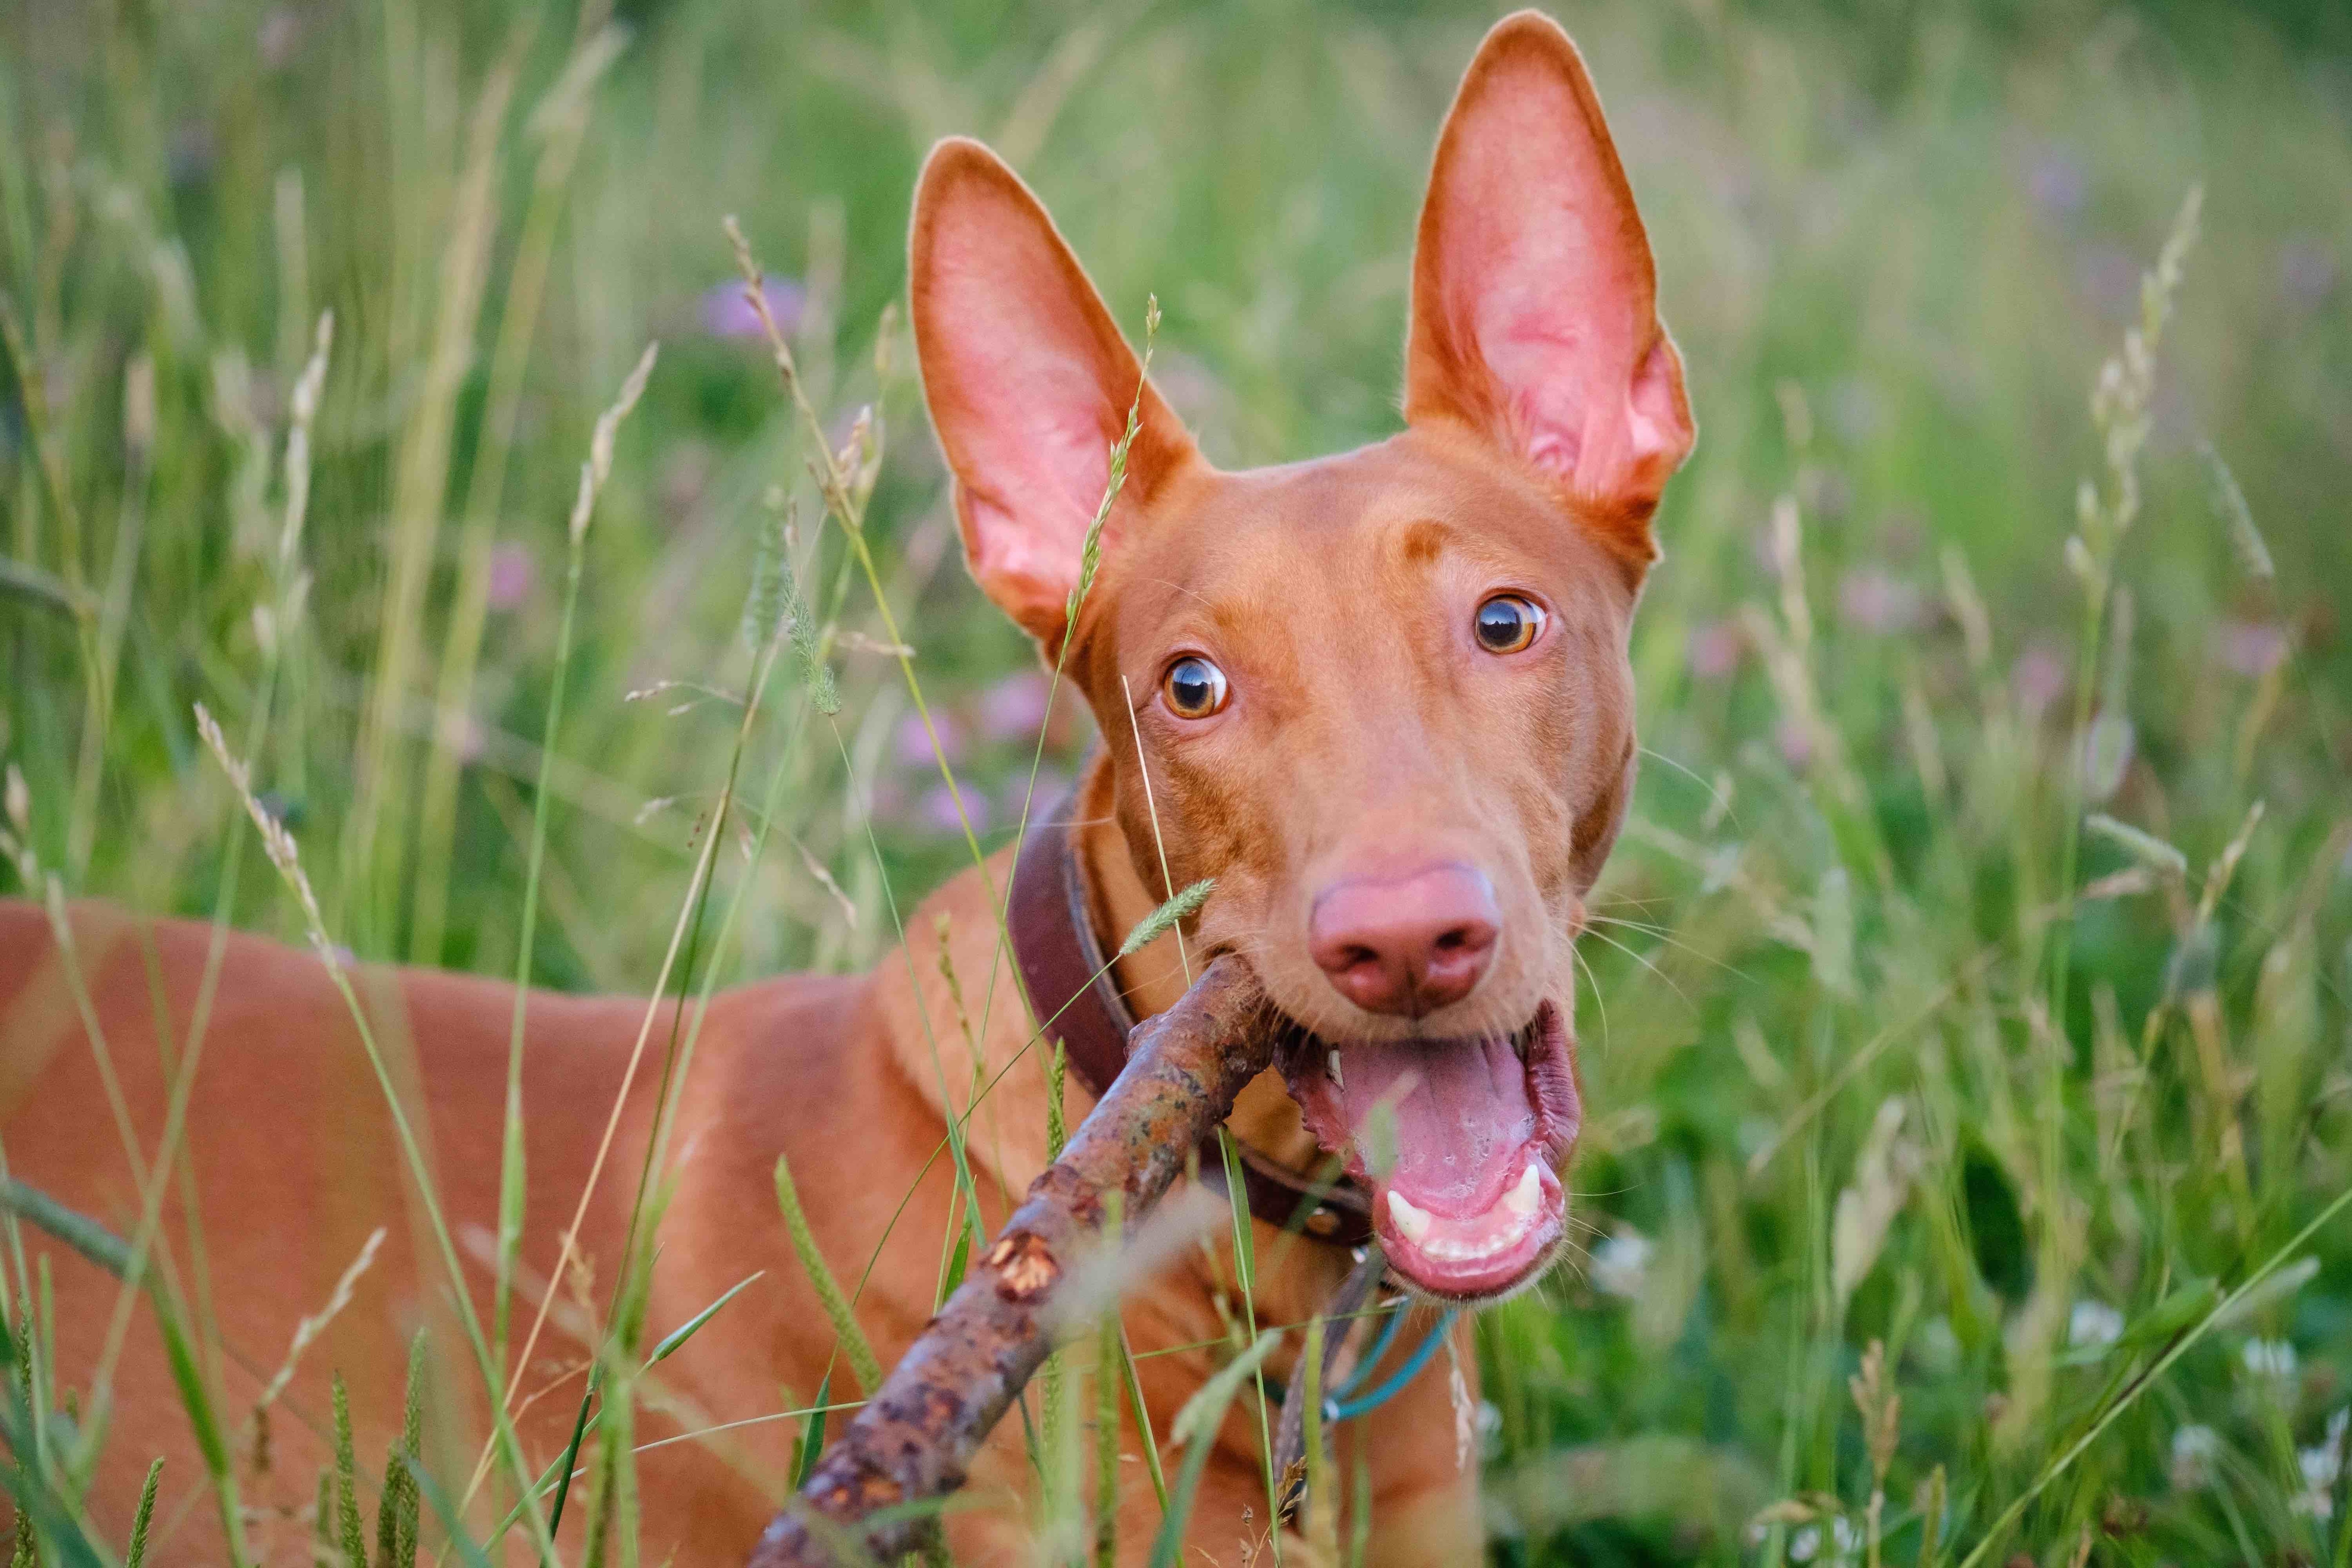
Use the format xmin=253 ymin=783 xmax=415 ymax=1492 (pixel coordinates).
xmin=2068 ymin=1298 xmax=2125 ymax=1350
xmin=2170 ymin=1424 xmax=2220 ymax=1490
xmin=1589 ymin=1228 xmax=1652 ymax=1299
xmin=2294 ymin=1408 xmax=2349 ymax=1520
xmin=2296 ymin=1445 xmax=2337 ymax=1491
xmin=2243 ymin=1337 xmax=2300 ymax=1382
xmin=1829 ymin=1514 xmax=1860 ymax=1563
xmin=1789 ymin=1524 xmax=1820 ymax=1563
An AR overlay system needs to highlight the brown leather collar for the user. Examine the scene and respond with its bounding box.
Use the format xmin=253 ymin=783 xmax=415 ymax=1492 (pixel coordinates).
xmin=1008 ymin=788 xmax=1372 ymax=1247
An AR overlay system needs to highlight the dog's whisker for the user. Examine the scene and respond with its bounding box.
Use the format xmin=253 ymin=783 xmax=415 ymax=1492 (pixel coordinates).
xmin=1576 ymin=923 xmax=1698 ymax=1012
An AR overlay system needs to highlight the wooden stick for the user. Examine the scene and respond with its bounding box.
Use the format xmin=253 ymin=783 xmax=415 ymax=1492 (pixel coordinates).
xmin=746 ymin=953 xmax=1275 ymax=1567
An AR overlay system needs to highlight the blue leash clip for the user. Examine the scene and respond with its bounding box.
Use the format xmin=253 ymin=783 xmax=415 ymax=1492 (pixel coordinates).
xmin=1322 ymin=1300 xmax=1459 ymax=1424
xmin=1270 ymin=1251 xmax=1457 ymax=1521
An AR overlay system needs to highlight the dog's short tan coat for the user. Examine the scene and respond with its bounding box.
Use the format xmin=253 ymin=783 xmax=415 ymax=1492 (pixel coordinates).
xmin=0 ymin=12 xmax=1690 ymax=1562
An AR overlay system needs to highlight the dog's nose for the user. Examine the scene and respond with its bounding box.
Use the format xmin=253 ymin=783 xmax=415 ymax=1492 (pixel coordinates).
xmin=1309 ymin=862 xmax=1500 ymax=1017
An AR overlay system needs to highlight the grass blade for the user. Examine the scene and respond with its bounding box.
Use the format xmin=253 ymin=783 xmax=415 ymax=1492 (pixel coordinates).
xmin=543 ymin=1370 xmax=601 ymax=1540
xmin=155 ymin=1282 xmax=230 ymax=1498
xmin=791 ymin=1370 xmax=834 ymax=1492
xmin=493 ymin=341 xmax=661 ymax=1385
xmin=1046 ymin=1039 xmax=1067 ymax=1162
xmin=1148 ymin=1329 xmax=1283 ymax=1568
xmin=123 ymin=1457 xmax=163 ymax=1568
xmin=939 ymin=1226 xmax=973 ymax=1305
xmin=1117 ymin=880 xmax=1212 ymax=961
xmin=0 ymin=556 xmax=89 ymax=621
xmin=333 ymin=1377 xmax=366 ymax=1568
xmin=1955 ymin=1175 xmax=2352 ymax=1567
xmin=1094 ymin=1289 xmax=1121 ymax=1567
xmin=390 ymin=1332 xmax=426 ymax=1567
xmin=408 ymin=1455 xmax=501 ymax=1568
xmin=2083 ymin=812 xmax=2187 ymax=877
xmin=775 ymin=1154 xmax=883 ymax=1395
xmin=647 ymin=1272 xmax=763 ymax=1367
xmin=1118 ymin=1326 xmax=1169 ymax=1513
xmin=1301 ymin=1314 xmax=1337 ymax=1559
xmin=0 ymin=1178 xmax=130 ymax=1275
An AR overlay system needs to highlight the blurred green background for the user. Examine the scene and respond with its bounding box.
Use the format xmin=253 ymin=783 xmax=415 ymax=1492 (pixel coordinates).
xmin=5 ymin=0 xmax=2351 ymax=1562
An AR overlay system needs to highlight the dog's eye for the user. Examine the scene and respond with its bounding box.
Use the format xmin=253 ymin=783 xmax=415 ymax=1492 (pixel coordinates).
xmin=1474 ymin=594 xmax=1545 ymax=654
xmin=1163 ymin=656 xmax=1229 ymax=718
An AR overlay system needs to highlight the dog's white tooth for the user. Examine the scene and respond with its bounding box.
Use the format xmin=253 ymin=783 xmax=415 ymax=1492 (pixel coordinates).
xmin=1386 ymin=1190 xmax=1432 ymax=1244
xmin=1327 ymin=1050 xmax=1344 ymax=1091
xmin=1502 ymin=1163 xmax=1542 ymax=1217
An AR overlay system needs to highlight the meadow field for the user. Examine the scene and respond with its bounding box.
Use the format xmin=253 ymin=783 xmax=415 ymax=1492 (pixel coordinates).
xmin=4 ymin=0 xmax=2351 ymax=1562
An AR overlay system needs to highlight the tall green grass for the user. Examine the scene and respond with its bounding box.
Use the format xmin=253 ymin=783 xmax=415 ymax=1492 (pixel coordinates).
xmin=4 ymin=0 xmax=2351 ymax=1563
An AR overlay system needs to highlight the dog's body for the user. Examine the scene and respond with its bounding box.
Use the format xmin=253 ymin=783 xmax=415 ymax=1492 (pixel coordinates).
xmin=1 ymin=12 xmax=1689 ymax=1563
xmin=1 ymin=797 xmax=1471 ymax=1566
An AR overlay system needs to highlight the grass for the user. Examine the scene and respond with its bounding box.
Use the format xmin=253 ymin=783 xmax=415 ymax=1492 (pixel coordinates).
xmin=3 ymin=0 xmax=2352 ymax=1563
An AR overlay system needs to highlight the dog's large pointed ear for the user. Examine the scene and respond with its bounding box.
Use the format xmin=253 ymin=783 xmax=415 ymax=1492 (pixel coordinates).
xmin=1404 ymin=12 xmax=1693 ymax=565
xmin=910 ymin=137 xmax=1199 ymax=646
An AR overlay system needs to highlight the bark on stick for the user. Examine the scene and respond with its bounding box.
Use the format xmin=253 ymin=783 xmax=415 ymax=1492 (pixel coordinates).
xmin=746 ymin=953 xmax=1275 ymax=1567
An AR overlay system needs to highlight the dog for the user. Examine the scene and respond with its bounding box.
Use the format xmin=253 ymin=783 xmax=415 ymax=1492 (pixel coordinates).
xmin=0 ymin=11 xmax=1689 ymax=1562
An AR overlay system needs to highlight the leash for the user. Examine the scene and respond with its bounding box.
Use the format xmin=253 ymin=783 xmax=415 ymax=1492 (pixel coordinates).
xmin=1269 ymin=1249 xmax=1460 ymax=1518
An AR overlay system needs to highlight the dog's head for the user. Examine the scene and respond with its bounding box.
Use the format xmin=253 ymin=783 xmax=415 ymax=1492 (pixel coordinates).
xmin=909 ymin=11 xmax=1692 ymax=1300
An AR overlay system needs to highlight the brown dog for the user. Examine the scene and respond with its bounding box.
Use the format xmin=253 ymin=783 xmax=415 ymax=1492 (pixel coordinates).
xmin=0 ymin=11 xmax=1689 ymax=1563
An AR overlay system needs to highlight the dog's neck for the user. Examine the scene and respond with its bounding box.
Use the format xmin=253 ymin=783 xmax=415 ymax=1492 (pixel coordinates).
xmin=1071 ymin=752 xmax=1321 ymax=1170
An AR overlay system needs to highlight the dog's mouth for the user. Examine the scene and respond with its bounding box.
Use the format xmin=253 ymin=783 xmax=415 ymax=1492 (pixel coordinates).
xmin=1277 ymin=1001 xmax=1580 ymax=1300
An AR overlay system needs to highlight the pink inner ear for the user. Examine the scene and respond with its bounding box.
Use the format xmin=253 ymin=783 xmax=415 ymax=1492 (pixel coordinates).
xmin=1486 ymin=302 xmax=1686 ymax=507
xmin=911 ymin=139 xmax=1191 ymax=640
xmin=927 ymin=224 xmax=1122 ymax=621
xmin=936 ymin=225 xmax=1120 ymax=536
xmin=953 ymin=375 xmax=1114 ymax=604
xmin=1448 ymin=82 xmax=1667 ymax=501
xmin=1413 ymin=22 xmax=1692 ymax=522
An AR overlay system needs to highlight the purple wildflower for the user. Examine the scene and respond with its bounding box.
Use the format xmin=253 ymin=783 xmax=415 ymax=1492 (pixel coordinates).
xmin=2011 ymin=645 xmax=2069 ymax=720
xmin=979 ymin=670 xmax=1052 ymax=742
xmin=895 ymin=711 xmax=967 ymax=771
xmin=700 ymin=276 xmax=807 ymax=341
xmin=1836 ymin=568 xmax=1923 ymax=635
xmin=999 ymin=766 xmax=1070 ymax=828
xmin=918 ymin=783 xmax=988 ymax=838
xmin=2215 ymin=620 xmax=2288 ymax=677
xmin=1687 ymin=621 xmax=1744 ymax=680
xmin=487 ymin=541 xmax=535 ymax=611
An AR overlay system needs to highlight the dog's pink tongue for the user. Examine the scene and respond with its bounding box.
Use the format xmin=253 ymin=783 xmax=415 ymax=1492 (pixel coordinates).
xmin=1341 ymin=1036 xmax=1534 ymax=1217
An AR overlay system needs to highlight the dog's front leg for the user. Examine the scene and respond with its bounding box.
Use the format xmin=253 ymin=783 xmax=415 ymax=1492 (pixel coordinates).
xmin=1353 ymin=1478 xmax=1483 ymax=1568
xmin=1342 ymin=1320 xmax=1487 ymax=1567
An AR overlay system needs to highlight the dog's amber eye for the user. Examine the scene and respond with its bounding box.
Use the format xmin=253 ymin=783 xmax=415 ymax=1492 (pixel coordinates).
xmin=1474 ymin=594 xmax=1545 ymax=654
xmin=1163 ymin=656 xmax=1229 ymax=718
